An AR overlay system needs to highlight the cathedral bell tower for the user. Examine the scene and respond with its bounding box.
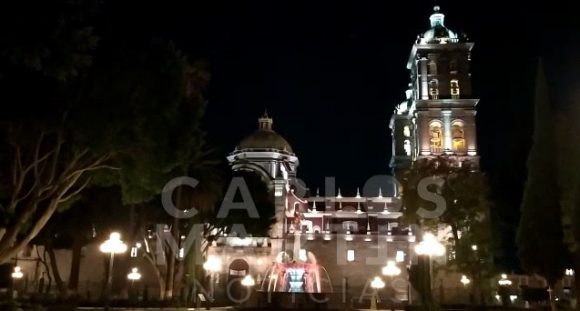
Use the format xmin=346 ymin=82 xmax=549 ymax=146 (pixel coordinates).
xmin=391 ymin=6 xmax=479 ymax=173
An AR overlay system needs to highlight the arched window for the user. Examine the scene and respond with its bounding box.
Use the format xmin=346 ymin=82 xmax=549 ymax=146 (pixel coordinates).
xmin=449 ymin=60 xmax=458 ymax=73
xmin=429 ymin=121 xmax=444 ymax=154
xmin=428 ymin=61 xmax=437 ymax=75
xmin=429 ymin=79 xmax=439 ymax=99
xmin=451 ymin=121 xmax=466 ymax=153
xmin=450 ymin=79 xmax=460 ymax=99
xmin=403 ymin=125 xmax=411 ymax=137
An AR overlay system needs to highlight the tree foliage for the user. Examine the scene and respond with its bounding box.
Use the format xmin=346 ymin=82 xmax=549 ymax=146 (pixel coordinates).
xmin=517 ymin=61 xmax=570 ymax=290
xmin=399 ymin=156 xmax=494 ymax=303
xmin=0 ymin=0 xmax=212 ymax=265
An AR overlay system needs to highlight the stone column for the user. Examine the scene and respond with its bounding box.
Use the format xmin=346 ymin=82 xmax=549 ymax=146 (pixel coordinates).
xmin=417 ymin=113 xmax=430 ymax=155
xmin=442 ymin=111 xmax=452 ymax=152
xmin=466 ymin=115 xmax=477 ymax=155
xmin=420 ymin=57 xmax=429 ymax=99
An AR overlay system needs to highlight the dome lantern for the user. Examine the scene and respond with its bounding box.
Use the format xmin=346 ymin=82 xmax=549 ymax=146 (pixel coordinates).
xmin=419 ymin=6 xmax=460 ymax=44
xmin=236 ymin=113 xmax=294 ymax=154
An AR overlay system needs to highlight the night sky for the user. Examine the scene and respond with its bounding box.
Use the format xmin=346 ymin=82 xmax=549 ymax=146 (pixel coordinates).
xmin=108 ymin=0 xmax=580 ymax=269
xmin=109 ymin=0 xmax=579 ymax=191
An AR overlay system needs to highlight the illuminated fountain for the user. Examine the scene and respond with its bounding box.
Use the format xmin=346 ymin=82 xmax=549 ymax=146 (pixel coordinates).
xmin=260 ymin=251 xmax=333 ymax=293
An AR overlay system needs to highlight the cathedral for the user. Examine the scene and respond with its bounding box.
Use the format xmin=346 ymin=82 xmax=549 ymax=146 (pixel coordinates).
xmin=206 ymin=5 xmax=481 ymax=306
xmin=7 ymin=5 xmax=486 ymax=307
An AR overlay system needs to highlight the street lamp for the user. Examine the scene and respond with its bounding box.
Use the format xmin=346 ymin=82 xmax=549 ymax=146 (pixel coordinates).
xmin=241 ymin=275 xmax=255 ymax=307
xmin=382 ymin=261 xmax=401 ymax=309
xmin=11 ymin=266 xmax=24 ymax=299
xmin=498 ymin=273 xmax=512 ymax=286
xmin=497 ymin=273 xmax=512 ymax=306
xmin=127 ymin=267 xmax=142 ymax=302
xmin=11 ymin=266 xmax=23 ymax=279
xmin=370 ymin=276 xmax=385 ymax=310
xmin=414 ymin=233 xmax=445 ymax=309
xmin=203 ymin=255 xmax=222 ymax=298
xmin=100 ymin=232 xmax=127 ymax=309
xmin=460 ymin=275 xmax=471 ymax=286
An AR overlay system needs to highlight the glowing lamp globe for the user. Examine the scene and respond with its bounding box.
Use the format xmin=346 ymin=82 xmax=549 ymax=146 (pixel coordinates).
xmin=100 ymin=232 xmax=128 ymax=254
xmin=241 ymin=275 xmax=255 ymax=287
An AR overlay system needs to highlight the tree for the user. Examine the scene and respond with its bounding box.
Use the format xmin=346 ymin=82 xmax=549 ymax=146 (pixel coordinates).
xmin=517 ymin=61 xmax=570 ymax=311
xmin=33 ymin=187 xmax=126 ymax=298
xmin=136 ymin=168 xmax=276 ymax=301
xmin=555 ymin=69 xmax=580 ymax=305
xmin=0 ymin=0 xmax=212 ymax=266
xmin=400 ymin=157 xmax=494 ymax=304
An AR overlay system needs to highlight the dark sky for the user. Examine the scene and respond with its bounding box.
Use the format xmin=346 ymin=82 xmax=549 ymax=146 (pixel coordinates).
xmin=109 ymin=0 xmax=579 ymax=270
xmin=110 ymin=0 xmax=579 ymax=194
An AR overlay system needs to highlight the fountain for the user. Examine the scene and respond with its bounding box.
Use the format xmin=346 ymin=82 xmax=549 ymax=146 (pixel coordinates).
xmin=260 ymin=251 xmax=333 ymax=293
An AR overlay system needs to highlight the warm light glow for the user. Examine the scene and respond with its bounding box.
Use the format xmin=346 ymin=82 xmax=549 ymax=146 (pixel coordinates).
xmin=565 ymin=269 xmax=575 ymax=276
xmin=100 ymin=232 xmax=128 ymax=254
xmin=395 ymin=251 xmax=405 ymax=263
xmin=203 ymin=255 xmax=222 ymax=272
xmin=414 ymin=233 xmax=445 ymax=256
xmin=498 ymin=274 xmax=512 ymax=286
xmin=11 ymin=266 xmax=23 ymax=279
xmin=299 ymin=249 xmax=307 ymax=262
xmin=382 ymin=260 xmax=401 ymax=277
xmin=471 ymin=244 xmax=478 ymax=251
xmin=370 ymin=276 xmax=385 ymax=289
xmin=127 ymin=268 xmax=142 ymax=281
xmin=347 ymin=250 xmax=355 ymax=262
xmin=241 ymin=275 xmax=255 ymax=287
xmin=460 ymin=275 xmax=470 ymax=286
xmin=345 ymin=232 xmax=354 ymax=241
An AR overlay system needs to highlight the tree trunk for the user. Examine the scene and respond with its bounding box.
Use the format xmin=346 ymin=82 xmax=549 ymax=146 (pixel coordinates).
xmin=46 ymin=241 xmax=67 ymax=298
xmin=548 ymin=283 xmax=557 ymax=311
xmin=67 ymin=235 xmax=83 ymax=295
xmin=156 ymin=266 xmax=166 ymax=300
xmin=165 ymin=241 xmax=176 ymax=300
xmin=574 ymin=252 xmax=580 ymax=309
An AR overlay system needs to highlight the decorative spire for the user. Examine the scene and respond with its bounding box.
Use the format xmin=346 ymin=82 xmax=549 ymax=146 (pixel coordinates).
xmin=356 ymin=187 xmax=361 ymax=199
xmin=378 ymin=188 xmax=383 ymax=199
xmin=356 ymin=202 xmax=362 ymax=214
xmin=364 ymin=218 xmax=372 ymax=241
xmin=258 ymin=110 xmax=273 ymax=130
xmin=312 ymin=200 xmax=317 ymax=213
xmin=336 ymin=188 xmax=342 ymax=199
xmin=316 ymin=188 xmax=320 ymax=197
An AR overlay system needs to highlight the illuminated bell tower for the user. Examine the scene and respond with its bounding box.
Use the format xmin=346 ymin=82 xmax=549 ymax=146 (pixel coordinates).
xmin=391 ymin=6 xmax=479 ymax=173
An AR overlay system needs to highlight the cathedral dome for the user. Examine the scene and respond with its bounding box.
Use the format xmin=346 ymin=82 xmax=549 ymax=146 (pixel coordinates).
xmin=419 ymin=6 xmax=459 ymax=44
xmin=237 ymin=113 xmax=294 ymax=154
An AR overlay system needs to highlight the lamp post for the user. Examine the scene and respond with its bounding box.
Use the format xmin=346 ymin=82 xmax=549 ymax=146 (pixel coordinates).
xmin=241 ymin=275 xmax=255 ymax=307
xmin=11 ymin=266 xmax=24 ymax=299
xmin=382 ymin=260 xmax=401 ymax=310
xmin=203 ymin=255 xmax=222 ymax=299
xmin=414 ymin=232 xmax=445 ymax=309
xmin=497 ymin=273 xmax=512 ymax=306
xmin=100 ymin=232 xmax=127 ymax=310
xmin=460 ymin=275 xmax=471 ymax=303
xmin=127 ymin=267 xmax=142 ymax=302
xmin=370 ymin=276 xmax=385 ymax=310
